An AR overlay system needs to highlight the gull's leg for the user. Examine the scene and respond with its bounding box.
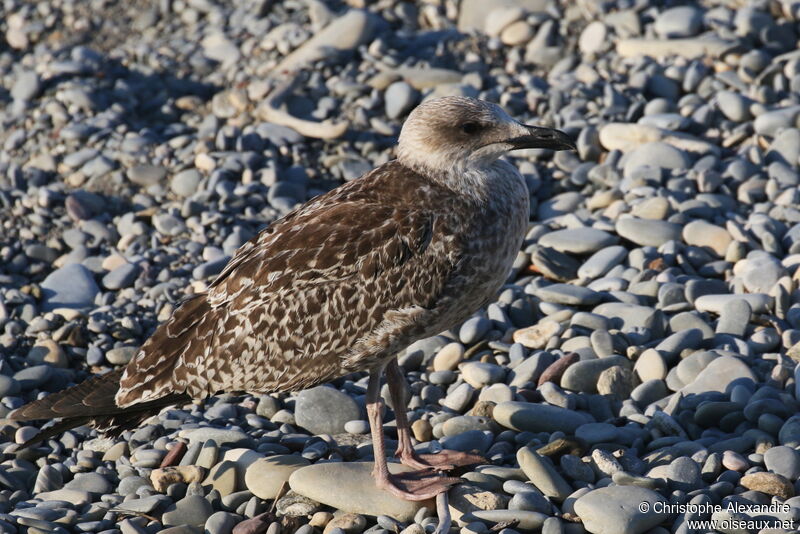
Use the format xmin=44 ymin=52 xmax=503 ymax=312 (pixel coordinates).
xmin=366 ymin=364 xmax=460 ymax=501
xmin=385 ymin=358 xmax=484 ymax=471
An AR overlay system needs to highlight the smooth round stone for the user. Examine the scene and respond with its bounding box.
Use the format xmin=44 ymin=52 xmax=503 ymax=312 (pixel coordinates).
xmin=579 ymin=21 xmax=607 ymax=54
xmin=205 ymin=512 xmax=239 ymax=534
xmin=127 ymin=164 xmax=167 ymax=186
xmin=441 ymin=430 xmax=493 ymax=454
xmin=717 ymin=91 xmax=752 ymax=122
xmin=433 ymin=343 xmax=465 ymax=372
xmin=560 ymin=355 xmax=631 ymax=393
xmin=667 ymin=457 xmax=702 ymax=492
xmin=295 ymin=386 xmax=360 ymax=435
xmin=459 ymin=317 xmax=492 ymax=345
xmin=634 ymin=349 xmax=668 ymax=382
xmin=162 ymin=495 xmax=213 ymax=528
xmin=615 ymin=217 xmax=682 ymax=247
xmin=630 ymin=379 xmax=669 ymax=406
xmin=500 ymin=20 xmax=534 ymax=45
xmin=508 ymin=351 xmax=555 ymax=387
xmin=40 ymin=263 xmax=100 ymax=311
xmin=538 ymin=192 xmax=583 ymax=220
xmin=577 ymin=246 xmax=627 ymax=280
xmin=573 ymin=486 xmax=668 ymax=534
xmin=64 ymin=472 xmax=113 ymax=494
xmin=508 ymin=490 xmax=551 ymax=514
xmin=679 ymin=356 xmax=757 ymax=395
xmin=493 ymin=401 xmax=590 ymax=434
xmin=102 ymin=262 xmax=141 ymax=290
xmin=721 ymin=450 xmax=748 ymax=471
xmin=11 ymin=70 xmax=42 ymax=101
xmin=694 ymin=402 xmax=741 ymax=428
xmin=537 ymin=228 xmax=618 ymax=255
xmin=461 ymin=362 xmax=504 ymax=388
xmin=654 ymin=328 xmax=703 ymax=358
xmin=716 ymin=299 xmax=751 ymax=337
xmin=106 ymin=346 xmax=137 ymax=365
xmin=631 ymin=197 xmax=670 ymax=220
xmin=764 ymin=446 xmax=800 ymax=481
xmin=441 ymin=383 xmax=475 ymax=412
xmin=738 ymin=254 xmax=786 ymax=294
xmin=245 ymin=455 xmax=310 ymax=500
xmin=171 ymin=169 xmax=202 ymax=197
xmin=694 ymin=294 xmax=771 ymax=314
xmin=14 ymin=365 xmax=53 ymax=390
xmin=675 ymin=351 xmax=718 ymax=385
xmin=344 ymin=420 xmax=370 ymax=435
xmin=289 ymin=462 xmax=428 ymax=522
xmin=516 ymin=447 xmax=572 ymax=502
xmin=654 ymin=6 xmax=703 ymax=38
xmin=384 ymin=81 xmax=418 ymax=120
xmin=575 ymin=422 xmax=618 ymax=444
xmin=534 ymin=284 xmax=600 ymax=306
xmin=442 ymin=416 xmax=494 ymax=437
xmin=622 ymin=142 xmax=690 ymax=177
xmin=682 ymin=220 xmax=731 ymax=257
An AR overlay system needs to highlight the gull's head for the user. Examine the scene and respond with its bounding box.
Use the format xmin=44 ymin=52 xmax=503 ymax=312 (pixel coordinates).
xmin=397 ymin=96 xmax=576 ymax=174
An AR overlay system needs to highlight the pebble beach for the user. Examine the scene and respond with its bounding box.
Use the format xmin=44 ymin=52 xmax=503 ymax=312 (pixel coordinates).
xmin=2 ymin=0 xmax=800 ymax=533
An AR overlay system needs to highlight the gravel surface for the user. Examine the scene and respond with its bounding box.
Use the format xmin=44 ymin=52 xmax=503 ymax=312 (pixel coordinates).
xmin=2 ymin=0 xmax=800 ymax=533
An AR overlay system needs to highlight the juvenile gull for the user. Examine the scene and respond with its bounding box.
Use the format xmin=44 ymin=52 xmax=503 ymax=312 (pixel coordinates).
xmin=10 ymin=96 xmax=575 ymax=500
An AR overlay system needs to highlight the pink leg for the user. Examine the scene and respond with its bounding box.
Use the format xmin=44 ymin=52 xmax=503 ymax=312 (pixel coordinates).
xmin=366 ymin=364 xmax=460 ymax=501
xmin=385 ymin=359 xmax=484 ymax=471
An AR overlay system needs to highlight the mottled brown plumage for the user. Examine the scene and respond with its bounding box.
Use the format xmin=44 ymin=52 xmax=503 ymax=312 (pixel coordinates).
xmin=11 ymin=96 xmax=575 ymax=499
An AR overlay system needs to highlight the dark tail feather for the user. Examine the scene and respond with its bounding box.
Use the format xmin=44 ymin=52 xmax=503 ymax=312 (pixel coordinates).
xmin=8 ymin=369 xmax=190 ymax=447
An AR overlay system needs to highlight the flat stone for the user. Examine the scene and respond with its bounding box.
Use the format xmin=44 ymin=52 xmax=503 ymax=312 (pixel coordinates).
xmin=294 ymin=386 xmax=361 ymax=435
xmin=517 ymin=447 xmax=572 ymax=502
xmin=162 ymin=495 xmax=213 ymax=528
xmin=577 ymin=246 xmax=627 ymax=280
xmin=274 ymin=10 xmax=378 ymax=73
xmin=615 ymin=217 xmax=682 ymax=247
xmin=694 ymin=293 xmax=771 ymax=314
xmin=574 ymin=485 xmax=668 ymax=534
xmin=537 ymin=228 xmax=618 ymax=255
xmin=245 ymin=455 xmax=310 ymax=500
xmin=622 ymin=142 xmax=690 ymax=177
xmin=127 ymin=164 xmax=167 ymax=186
xmin=716 ymin=299 xmax=751 ymax=337
xmin=561 ymin=355 xmax=631 ymax=393
xmin=679 ymin=355 xmax=757 ymax=395
xmin=493 ymin=401 xmax=591 ymax=434
xmin=289 ymin=462 xmax=429 ymax=522
xmin=616 ymin=37 xmax=736 ymax=59
xmin=740 ymin=472 xmax=794 ymax=499
xmin=512 ymin=320 xmax=562 ymax=349
xmin=534 ymin=284 xmax=600 ymax=306
xmin=40 ymin=263 xmax=100 ymax=311
xmin=654 ymin=6 xmax=703 ymax=38
xmin=764 ymin=446 xmax=800 ymax=481
xmin=683 ymin=220 xmax=732 ymax=257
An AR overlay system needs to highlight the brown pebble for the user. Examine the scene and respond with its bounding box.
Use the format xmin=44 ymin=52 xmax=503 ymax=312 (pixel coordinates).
xmin=232 ymin=512 xmax=272 ymax=534
xmin=536 ymin=437 xmax=587 ymax=457
xmin=411 ymin=419 xmax=433 ymax=442
xmin=468 ymin=400 xmax=495 ymax=418
xmin=150 ymin=465 xmax=206 ymax=492
xmin=159 ymin=441 xmax=187 ymax=467
xmin=538 ymin=352 xmax=578 ymax=387
xmin=740 ymin=472 xmax=794 ymax=499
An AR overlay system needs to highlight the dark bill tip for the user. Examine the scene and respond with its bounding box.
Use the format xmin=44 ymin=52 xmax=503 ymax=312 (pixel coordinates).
xmin=507 ymin=125 xmax=577 ymax=151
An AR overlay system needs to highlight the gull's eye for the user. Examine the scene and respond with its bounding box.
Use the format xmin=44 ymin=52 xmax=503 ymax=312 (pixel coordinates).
xmin=461 ymin=122 xmax=481 ymax=135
